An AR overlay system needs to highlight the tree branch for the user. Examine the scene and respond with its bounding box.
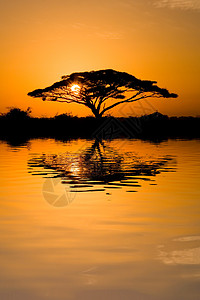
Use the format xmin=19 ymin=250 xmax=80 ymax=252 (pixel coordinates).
xmin=99 ymin=94 xmax=156 ymax=116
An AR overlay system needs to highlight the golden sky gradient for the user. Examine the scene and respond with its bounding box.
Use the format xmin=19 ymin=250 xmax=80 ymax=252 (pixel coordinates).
xmin=1 ymin=0 xmax=200 ymax=117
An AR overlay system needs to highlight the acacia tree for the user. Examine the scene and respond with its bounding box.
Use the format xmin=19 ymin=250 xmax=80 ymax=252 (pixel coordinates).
xmin=28 ymin=69 xmax=178 ymax=118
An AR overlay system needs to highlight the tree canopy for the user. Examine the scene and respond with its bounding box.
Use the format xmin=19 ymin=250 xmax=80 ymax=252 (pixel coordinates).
xmin=28 ymin=69 xmax=178 ymax=118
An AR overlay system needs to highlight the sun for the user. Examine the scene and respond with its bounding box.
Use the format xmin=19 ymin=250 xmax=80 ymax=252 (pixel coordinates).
xmin=70 ymin=84 xmax=81 ymax=94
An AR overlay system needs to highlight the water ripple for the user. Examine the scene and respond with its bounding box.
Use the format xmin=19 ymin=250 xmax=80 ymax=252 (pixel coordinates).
xmin=28 ymin=140 xmax=176 ymax=193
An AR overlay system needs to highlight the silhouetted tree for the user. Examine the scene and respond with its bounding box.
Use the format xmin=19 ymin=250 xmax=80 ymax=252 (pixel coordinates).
xmin=2 ymin=107 xmax=31 ymax=120
xmin=28 ymin=69 xmax=178 ymax=118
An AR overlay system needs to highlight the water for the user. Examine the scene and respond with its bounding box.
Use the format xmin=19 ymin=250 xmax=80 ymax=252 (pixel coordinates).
xmin=0 ymin=138 xmax=200 ymax=300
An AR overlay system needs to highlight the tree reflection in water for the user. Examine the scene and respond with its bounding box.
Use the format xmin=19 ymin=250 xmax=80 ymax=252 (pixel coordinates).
xmin=28 ymin=140 xmax=176 ymax=193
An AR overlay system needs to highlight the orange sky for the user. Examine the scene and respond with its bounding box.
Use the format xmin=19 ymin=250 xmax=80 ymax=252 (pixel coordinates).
xmin=1 ymin=0 xmax=200 ymax=117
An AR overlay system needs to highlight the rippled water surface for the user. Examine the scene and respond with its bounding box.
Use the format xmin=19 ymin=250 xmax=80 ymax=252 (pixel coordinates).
xmin=0 ymin=138 xmax=200 ymax=300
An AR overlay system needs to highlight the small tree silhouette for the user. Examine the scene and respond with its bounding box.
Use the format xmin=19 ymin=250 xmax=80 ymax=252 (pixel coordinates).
xmin=28 ymin=69 xmax=177 ymax=118
xmin=2 ymin=107 xmax=31 ymax=120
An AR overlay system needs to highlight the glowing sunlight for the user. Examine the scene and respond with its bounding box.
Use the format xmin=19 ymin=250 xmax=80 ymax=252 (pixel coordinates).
xmin=70 ymin=84 xmax=81 ymax=95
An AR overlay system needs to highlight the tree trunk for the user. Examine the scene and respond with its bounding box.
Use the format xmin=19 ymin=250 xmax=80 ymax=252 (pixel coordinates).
xmin=86 ymin=102 xmax=102 ymax=119
xmin=92 ymin=109 xmax=102 ymax=119
xmin=94 ymin=113 xmax=102 ymax=119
